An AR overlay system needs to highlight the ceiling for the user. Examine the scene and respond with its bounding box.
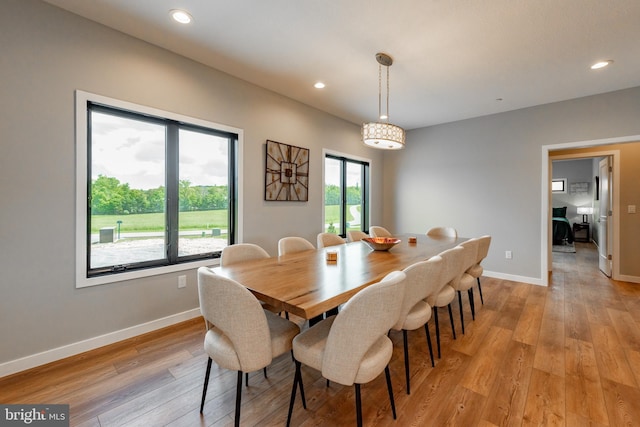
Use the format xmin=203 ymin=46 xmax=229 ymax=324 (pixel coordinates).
xmin=43 ymin=0 xmax=640 ymax=130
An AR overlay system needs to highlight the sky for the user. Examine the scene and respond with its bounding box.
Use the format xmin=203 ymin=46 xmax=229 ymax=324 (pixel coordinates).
xmin=91 ymin=111 xmax=229 ymax=190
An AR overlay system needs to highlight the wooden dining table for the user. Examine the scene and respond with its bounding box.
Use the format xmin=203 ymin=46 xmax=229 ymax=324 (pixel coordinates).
xmin=213 ymin=234 xmax=467 ymax=320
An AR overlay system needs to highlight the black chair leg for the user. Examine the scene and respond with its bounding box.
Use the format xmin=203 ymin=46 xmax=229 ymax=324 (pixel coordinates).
xmin=447 ymin=303 xmax=457 ymax=339
xmin=468 ymin=288 xmax=475 ymax=320
xmin=200 ymin=357 xmax=212 ymax=413
xmin=287 ymin=361 xmax=306 ymax=427
xmin=263 ymin=367 xmax=268 ymax=378
xmin=424 ymin=322 xmax=435 ymax=367
xmin=234 ymin=371 xmax=242 ymax=427
xmin=402 ymin=329 xmax=410 ymax=394
xmin=245 ymin=372 xmax=249 ymax=387
xmin=477 ymin=277 xmax=484 ymax=304
xmin=385 ymin=365 xmax=397 ymax=419
xmin=458 ymin=291 xmax=465 ymax=335
xmin=434 ymin=308 xmax=441 ymax=358
xmin=355 ymin=383 xmax=363 ymax=427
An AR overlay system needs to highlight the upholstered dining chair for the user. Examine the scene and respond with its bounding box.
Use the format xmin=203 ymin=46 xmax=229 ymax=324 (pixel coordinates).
xmin=347 ymin=230 xmax=369 ymax=242
xmin=466 ymin=235 xmax=491 ymax=304
xmin=426 ymin=226 xmax=458 ymax=238
xmin=286 ymin=271 xmax=407 ymax=427
xmin=453 ymin=238 xmax=480 ymax=334
xmin=278 ymin=236 xmax=315 ymax=255
xmin=317 ymin=232 xmax=346 ymax=248
xmin=221 ymin=243 xmax=279 ymax=314
xmin=426 ymin=245 xmax=464 ymax=358
xmin=369 ymin=225 xmax=392 ymax=237
xmin=391 ymin=256 xmax=444 ymax=394
xmin=197 ymin=267 xmax=300 ymax=427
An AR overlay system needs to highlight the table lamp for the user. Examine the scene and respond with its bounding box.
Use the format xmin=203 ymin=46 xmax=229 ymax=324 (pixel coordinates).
xmin=577 ymin=206 xmax=593 ymax=224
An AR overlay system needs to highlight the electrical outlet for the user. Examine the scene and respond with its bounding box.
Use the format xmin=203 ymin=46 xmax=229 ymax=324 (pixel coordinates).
xmin=629 ymin=205 xmax=636 ymax=214
xmin=178 ymin=275 xmax=187 ymax=288
xmin=505 ymin=250 xmax=512 ymax=259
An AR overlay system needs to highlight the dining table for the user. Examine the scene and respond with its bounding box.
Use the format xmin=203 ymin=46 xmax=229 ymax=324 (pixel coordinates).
xmin=213 ymin=234 xmax=467 ymax=321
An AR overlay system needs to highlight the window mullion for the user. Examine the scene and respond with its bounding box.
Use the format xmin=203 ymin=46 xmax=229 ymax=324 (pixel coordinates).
xmin=166 ymin=122 xmax=179 ymax=263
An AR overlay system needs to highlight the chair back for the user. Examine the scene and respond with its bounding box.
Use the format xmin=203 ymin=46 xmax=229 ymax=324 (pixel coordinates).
xmin=197 ymin=267 xmax=272 ymax=372
xmin=347 ymin=230 xmax=369 ymax=242
xmin=438 ymin=246 xmax=466 ymax=290
xmin=476 ymin=235 xmax=491 ymax=263
xmin=220 ymin=243 xmax=269 ymax=266
xmin=426 ymin=226 xmax=458 ymax=238
xmin=369 ymin=226 xmax=392 ymax=238
xmin=322 ymin=271 xmax=406 ymax=385
xmin=459 ymin=238 xmax=480 ymax=272
xmin=317 ymin=232 xmax=346 ymax=248
xmin=392 ymin=256 xmax=444 ymax=331
xmin=278 ymin=237 xmax=315 ymax=256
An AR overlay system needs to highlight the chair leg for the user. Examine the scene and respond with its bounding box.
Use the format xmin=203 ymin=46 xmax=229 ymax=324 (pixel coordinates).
xmin=477 ymin=277 xmax=484 ymax=304
xmin=355 ymin=383 xmax=363 ymax=427
xmin=200 ymin=357 xmax=213 ymax=413
xmin=245 ymin=372 xmax=249 ymax=387
xmin=385 ymin=365 xmax=397 ymax=419
xmin=286 ymin=360 xmax=306 ymax=427
xmin=234 ymin=371 xmax=242 ymax=427
xmin=402 ymin=329 xmax=410 ymax=394
xmin=468 ymin=288 xmax=475 ymax=320
xmin=424 ymin=322 xmax=435 ymax=367
xmin=458 ymin=291 xmax=465 ymax=335
xmin=434 ymin=308 xmax=441 ymax=358
xmin=263 ymin=367 xmax=268 ymax=378
xmin=447 ymin=303 xmax=457 ymax=339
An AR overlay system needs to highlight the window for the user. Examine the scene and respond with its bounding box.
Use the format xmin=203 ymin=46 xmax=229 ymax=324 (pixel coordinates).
xmin=76 ymin=91 xmax=241 ymax=287
xmin=552 ymin=178 xmax=567 ymax=193
xmin=324 ymin=152 xmax=369 ymax=237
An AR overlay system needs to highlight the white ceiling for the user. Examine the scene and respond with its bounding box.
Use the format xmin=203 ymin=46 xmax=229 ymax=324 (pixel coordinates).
xmin=43 ymin=0 xmax=640 ymax=130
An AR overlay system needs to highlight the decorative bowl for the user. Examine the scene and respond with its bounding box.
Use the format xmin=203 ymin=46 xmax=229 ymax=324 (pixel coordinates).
xmin=362 ymin=237 xmax=401 ymax=251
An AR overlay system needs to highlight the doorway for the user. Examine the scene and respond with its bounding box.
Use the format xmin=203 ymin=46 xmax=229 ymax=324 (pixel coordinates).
xmin=544 ymin=146 xmax=621 ymax=285
xmin=550 ymin=156 xmax=612 ymax=277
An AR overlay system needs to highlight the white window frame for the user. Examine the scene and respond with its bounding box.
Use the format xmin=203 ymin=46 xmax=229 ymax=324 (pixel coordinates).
xmin=75 ymin=90 xmax=243 ymax=288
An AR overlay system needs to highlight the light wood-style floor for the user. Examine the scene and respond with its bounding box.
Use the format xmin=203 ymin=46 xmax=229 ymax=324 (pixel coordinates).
xmin=3 ymin=242 xmax=640 ymax=426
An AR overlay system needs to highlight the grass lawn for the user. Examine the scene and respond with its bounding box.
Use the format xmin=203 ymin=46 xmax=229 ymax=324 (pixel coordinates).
xmin=91 ymin=210 xmax=228 ymax=233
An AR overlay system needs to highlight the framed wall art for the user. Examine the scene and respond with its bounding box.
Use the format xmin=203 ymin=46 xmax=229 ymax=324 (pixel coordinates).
xmin=265 ymin=140 xmax=309 ymax=201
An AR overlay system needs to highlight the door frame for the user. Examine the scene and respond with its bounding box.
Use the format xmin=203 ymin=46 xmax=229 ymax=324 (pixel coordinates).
xmin=540 ymin=134 xmax=639 ymax=286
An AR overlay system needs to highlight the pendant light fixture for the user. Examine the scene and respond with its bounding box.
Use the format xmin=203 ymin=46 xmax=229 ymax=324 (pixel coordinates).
xmin=362 ymin=53 xmax=405 ymax=150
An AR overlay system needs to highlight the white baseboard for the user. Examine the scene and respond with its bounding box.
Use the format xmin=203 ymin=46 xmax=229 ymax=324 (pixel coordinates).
xmin=483 ymin=270 xmax=545 ymax=287
xmin=617 ymin=274 xmax=640 ymax=284
xmin=0 ymin=308 xmax=202 ymax=379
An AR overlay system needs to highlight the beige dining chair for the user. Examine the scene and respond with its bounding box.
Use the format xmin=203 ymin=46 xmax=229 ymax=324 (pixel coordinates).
xmin=426 ymin=226 xmax=458 ymax=238
xmin=221 ymin=243 xmax=279 ymax=314
xmin=453 ymin=238 xmax=480 ymax=334
xmin=391 ymin=256 xmax=444 ymax=394
xmin=286 ymin=271 xmax=406 ymax=427
xmin=426 ymin=245 xmax=464 ymax=358
xmin=369 ymin=225 xmax=392 ymax=237
xmin=317 ymin=232 xmax=346 ymax=248
xmin=466 ymin=235 xmax=491 ymax=304
xmin=278 ymin=236 xmax=315 ymax=255
xmin=347 ymin=230 xmax=369 ymax=242
xmin=197 ymin=267 xmax=300 ymax=426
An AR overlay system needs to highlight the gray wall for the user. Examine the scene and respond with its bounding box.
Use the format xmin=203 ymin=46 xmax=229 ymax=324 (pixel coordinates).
xmin=0 ymin=0 xmax=384 ymax=365
xmin=386 ymin=87 xmax=640 ymax=280
xmin=552 ymin=158 xmax=594 ymax=225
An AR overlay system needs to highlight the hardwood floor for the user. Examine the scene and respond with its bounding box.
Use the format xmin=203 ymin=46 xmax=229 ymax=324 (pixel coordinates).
xmin=2 ymin=242 xmax=640 ymax=426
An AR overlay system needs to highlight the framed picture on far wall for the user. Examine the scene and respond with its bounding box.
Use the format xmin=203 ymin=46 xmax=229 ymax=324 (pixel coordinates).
xmin=264 ymin=140 xmax=309 ymax=201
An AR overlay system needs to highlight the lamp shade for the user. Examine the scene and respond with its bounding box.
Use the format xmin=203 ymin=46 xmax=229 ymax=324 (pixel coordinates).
xmin=362 ymin=122 xmax=405 ymax=150
xmin=576 ymin=207 xmax=593 ymax=215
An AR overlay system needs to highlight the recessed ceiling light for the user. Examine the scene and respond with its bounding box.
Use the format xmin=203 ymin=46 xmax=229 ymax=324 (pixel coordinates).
xmin=591 ymin=60 xmax=613 ymax=70
xmin=314 ymin=82 xmax=325 ymax=89
xmin=170 ymin=9 xmax=192 ymax=24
